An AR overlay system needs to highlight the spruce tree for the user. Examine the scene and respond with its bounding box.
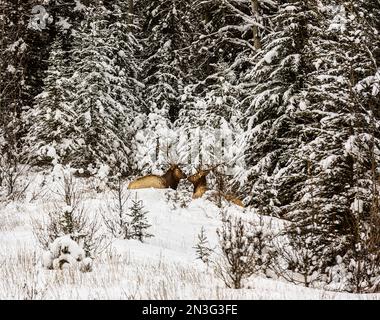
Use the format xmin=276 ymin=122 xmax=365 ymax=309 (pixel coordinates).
xmin=27 ymin=35 xmax=78 ymax=165
xmin=128 ymin=196 xmax=153 ymax=242
xmin=133 ymin=0 xmax=197 ymax=170
xmin=240 ymin=0 xmax=380 ymax=280
xmin=65 ymin=3 xmax=143 ymax=174
xmin=138 ymin=0 xmax=195 ymax=124
xmin=317 ymin=0 xmax=380 ymax=292
xmin=241 ymin=1 xmax=317 ymax=214
xmin=194 ymin=226 xmax=212 ymax=264
xmin=297 ymin=1 xmax=380 ymax=273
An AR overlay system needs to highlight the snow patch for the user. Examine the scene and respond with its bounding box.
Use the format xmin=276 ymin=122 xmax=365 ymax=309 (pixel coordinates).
xmin=264 ymin=46 xmax=280 ymax=64
xmin=56 ymin=17 xmax=72 ymax=31
xmin=74 ymin=0 xmax=86 ymax=12
xmin=320 ymin=155 xmax=337 ymax=170
xmin=7 ymin=64 xmax=16 ymax=73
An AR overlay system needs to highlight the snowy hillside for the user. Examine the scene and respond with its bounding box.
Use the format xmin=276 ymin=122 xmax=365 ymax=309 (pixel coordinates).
xmin=0 ymin=169 xmax=379 ymax=300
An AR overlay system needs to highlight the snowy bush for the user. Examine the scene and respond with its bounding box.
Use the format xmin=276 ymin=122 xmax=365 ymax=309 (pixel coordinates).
xmin=210 ymin=210 xmax=277 ymax=289
xmin=83 ymin=164 xmax=111 ymax=193
xmin=326 ymin=216 xmax=380 ymax=293
xmin=33 ymin=204 xmax=107 ymax=258
xmin=42 ymin=235 xmax=93 ymax=272
xmin=203 ymin=167 xmax=245 ymax=209
xmin=134 ymin=116 xmax=177 ymax=174
xmin=0 ymin=151 xmax=31 ymax=201
xmin=102 ymin=178 xmax=132 ymax=239
xmin=32 ymin=169 xmax=108 ymax=257
xmin=274 ymin=226 xmax=324 ymax=288
xmin=273 ymin=207 xmax=380 ymax=292
xmin=326 ymin=252 xmax=380 ymax=293
xmin=164 ymin=188 xmax=191 ymax=210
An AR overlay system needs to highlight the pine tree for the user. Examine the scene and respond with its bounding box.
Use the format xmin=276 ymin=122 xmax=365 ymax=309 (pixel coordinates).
xmin=214 ymin=212 xmax=276 ymax=289
xmin=240 ymin=1 xmax=354 ymax=274
xmin=239 ymin=0 xmax=380 ymax=281
xmin=138 ymin=0 xmax=195 ymax=124
xmin=241 ymin=1 xmax=318 ymax=214
xmin=177 ymin=69 xmax=244 ymax=169
xmin=316 ymin=0 xmax=380 ymax=292
xmin=175 ymin=0 xmax=256 ymax=171
xmin=27 ymin=35 xmax=78 ymax=165
xmin=0 ymin=1 xmax=43 ymax=155
xmin=65 ymin=3 xmax=143 ymax=174
xmin=191 ymin=0 xmax=275 ymax=78
xmin=133 ymin=0 xmax=198 ymax=171
xmin=128 ymin=195 xmax=153 ymax=242
xmin=194 ymin=226 xmax=212 ymax=264
xmin=295 ymin=1 xmax=380 ymax=273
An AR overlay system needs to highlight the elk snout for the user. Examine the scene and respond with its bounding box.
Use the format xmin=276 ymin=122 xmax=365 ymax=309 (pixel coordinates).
xmin=174 ymin=167 xmax=187 ymax=179
xmin=180 ymin=171 xmax=187 ymax=179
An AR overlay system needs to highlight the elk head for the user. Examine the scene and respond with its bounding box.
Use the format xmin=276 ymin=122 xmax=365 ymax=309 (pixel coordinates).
xmin=169 ymin=163 xmax=187 ymax=180
xmin=187 ymin=164 xmax=221 ymax=198
xmin=160 ymin=163 xmax=187 ymax=189
xmin=187 ymin=168 xmax=210 ymax=186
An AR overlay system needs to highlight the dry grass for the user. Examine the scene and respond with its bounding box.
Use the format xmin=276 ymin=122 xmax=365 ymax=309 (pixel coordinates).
xmin=1 ymin=178 xmax=380 ymax=300
xmin=1 ymin=237 xmax=380 ymax=299
xmin=0 ymin=213 xmax=24 ymax=232
xmin=0 ymin=237 xmax=245 ymax=299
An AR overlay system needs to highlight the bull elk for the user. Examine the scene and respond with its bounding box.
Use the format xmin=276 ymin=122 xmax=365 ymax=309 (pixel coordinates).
xmin=127 ymin=164 xmax=187 ymax=190
xmin=187 ymin=166 xmax=244 ymax=207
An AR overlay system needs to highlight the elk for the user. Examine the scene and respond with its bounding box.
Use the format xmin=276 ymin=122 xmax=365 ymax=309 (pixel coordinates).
xmin=187 ymin=165 xmax=244 ymax=207
xmin=127 ymin=164 xmax=187 ymax=190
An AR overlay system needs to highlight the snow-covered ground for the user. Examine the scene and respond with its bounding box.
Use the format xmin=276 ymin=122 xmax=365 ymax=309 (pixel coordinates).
xmin=0 ymin=170 xmax=379 ymax=300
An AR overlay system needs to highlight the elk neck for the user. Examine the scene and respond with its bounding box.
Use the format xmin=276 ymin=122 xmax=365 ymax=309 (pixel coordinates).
xmin=192 ymin=175 xmax=208 ymax=193
xmin=162 ymin=169 xmax=180 ymax=189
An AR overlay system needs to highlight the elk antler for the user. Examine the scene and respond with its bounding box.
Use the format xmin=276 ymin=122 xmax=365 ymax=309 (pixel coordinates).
xmin=190 ymin=163 xmax=225 ymax=174
xmin=204 ymin=163 xmax=225 ymax=172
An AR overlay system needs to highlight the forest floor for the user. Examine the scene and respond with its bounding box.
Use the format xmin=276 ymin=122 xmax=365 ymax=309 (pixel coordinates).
xmin=0 ymin=168 xmax=379 ymax=300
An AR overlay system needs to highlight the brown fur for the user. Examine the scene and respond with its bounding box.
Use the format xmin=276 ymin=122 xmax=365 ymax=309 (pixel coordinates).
xmin=187 ymin=169 xmax=244 ymax=207
xmin=128 ymin=164 xmax=187 ymax=190
xmin=223 ymin=194 xmax=245 ymax=207
xmin=187 ymin=171 xmax=210 ymax=199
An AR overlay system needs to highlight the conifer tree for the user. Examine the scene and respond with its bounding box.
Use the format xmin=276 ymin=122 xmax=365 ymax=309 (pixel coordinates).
xmin=133 ymin=0 xmax=198 ymax=171
xmin=138 ymin=0 xmax=195 ymax=124
xmin=128 ymin=196 xmax=153 ymax=242
xmin=27 ymin=35 xmax=78 ymax=165
xmin=297 ymin=1 xmax=380 ymax=270
xmin=241 ymin=1 xmax=318 ymax=213
xmin=240 ymin=1 xmax=380 ymax=278
xmin=194 ymin=226 xmax=212 ymax=264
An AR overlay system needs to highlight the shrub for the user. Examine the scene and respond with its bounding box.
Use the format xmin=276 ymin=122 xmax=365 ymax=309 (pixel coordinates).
xmin=206 ymin=209 xmax=277 ymax=289
xmin=102 ymin=178 xmax=132 ymax=239
xmin=42 ymin=235 xmax=93 ymax=272
xmin=32 ymin=170 xmax=108 ymax=257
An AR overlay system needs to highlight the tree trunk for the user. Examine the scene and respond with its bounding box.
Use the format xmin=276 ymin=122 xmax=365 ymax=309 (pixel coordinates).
xmin=128 ymin=0 xmax=134 ymax=32
xmin=250 ymin=0 xmax=261 ymax=50
xmin=155 ymin=137 xmax=160 ymax=163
